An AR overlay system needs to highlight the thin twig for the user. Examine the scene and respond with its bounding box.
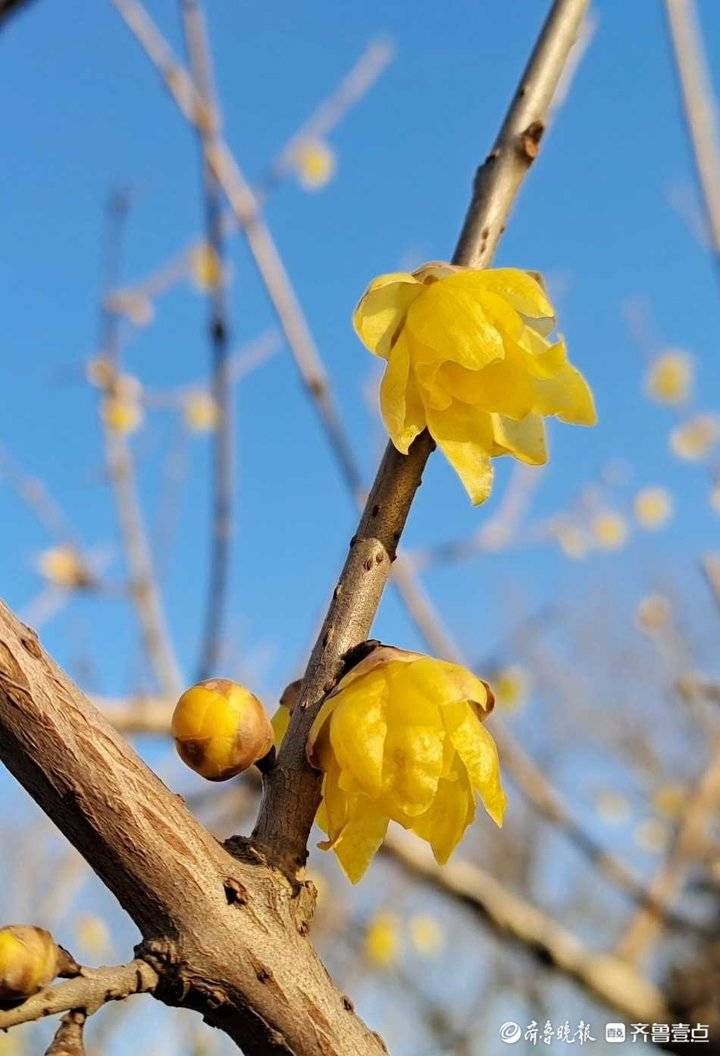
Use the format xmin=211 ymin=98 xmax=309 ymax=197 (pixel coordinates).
xmin=111 ymin=38 xmax=392 ymax=309
xmin=96 ymin=191 xmax=183 ymax=698
xmin=179 ymin=0 xmax=234 ymax=679
xmin=0 ymin=961 xmax=158 ymax=1031
xmin=664 ymin=0 xmax=720 ymax=276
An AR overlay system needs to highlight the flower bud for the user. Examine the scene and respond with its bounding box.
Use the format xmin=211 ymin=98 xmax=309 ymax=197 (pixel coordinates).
xmin=0 ymin=925 xmax=61 ymax=1000
xmin=172 ymin=679 xmax=273 ymax=781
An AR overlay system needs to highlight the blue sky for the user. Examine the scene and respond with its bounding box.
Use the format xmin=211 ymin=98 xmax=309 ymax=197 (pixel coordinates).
xmin=4 ymin=0 xmax=720 ymax=706
xmin=4 ymin=1 xmax=720 ymax=1051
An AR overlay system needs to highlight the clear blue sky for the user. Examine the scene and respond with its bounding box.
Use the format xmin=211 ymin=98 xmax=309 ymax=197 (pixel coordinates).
xmin=4 ymin=2 xmax=720 ymax=1051
xmin=4 ymin=0 xmax=720 ymax=703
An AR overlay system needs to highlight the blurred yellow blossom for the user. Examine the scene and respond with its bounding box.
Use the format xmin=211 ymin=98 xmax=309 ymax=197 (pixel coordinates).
xmin=591 ymin=511 xmax=628 ymax=551
xmin=652 ymin=783 xmax=687 ymax=818
xmin=37 ymin=546 xmax=91 ymax=590
xmin=635 ymin=594 xmax=672 ymax=634
xmin=74 ymin=914 xmax=110 ymax=959
xmin=365 ymin=911 xmax=400 ymax=967
xmin=595 ymin=791 xmax=630 ymax=824
xmin=353 ymin=265 xmax=596 ymax=505
xmin=102 ymin=396 xmax=143 ymax=436
xmin=556 ymin=523 xmax=591 ymax=560
xmin=493 ymin=665 xmax=529 ymax=712
xmin=191 ymin=244 xmax=223 ymax=291
xmin=184 ymin=391 xmax=219 ymax=433
xmin=645 ymin=349 xmax=693 ymax=405
xmin=409 ymin=914 xmax=444 ymax=956
xmin=293 ymin=139 xmax=336 ymax=191
xmin=308 ymin=646 xmax=505 ymax=882
xmin=670 ymin=414 xmax=720 ymax=461
xmin=634 ymin=486 xmax=673 ymax=530
xmin=107 ymin=290 xmax=154 ymax=327
xmin=0 ymin=1033 xmax=24 ymax=1056
xmin=634 ymin=818 xmax=668 ymax=853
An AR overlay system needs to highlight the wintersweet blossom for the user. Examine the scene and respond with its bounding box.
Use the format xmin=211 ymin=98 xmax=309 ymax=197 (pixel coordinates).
xmin=634 ymin=486 xmax=673 ymax=530
xmin=306 ymin=646 xmax=506 ymax=882
xmin=645 ymin=349 xmax=693 ymax=405
xmin=353 ymin=264 xmax=596 ymax=504
xmin=293 ymin=139 xmax=336 ymax=191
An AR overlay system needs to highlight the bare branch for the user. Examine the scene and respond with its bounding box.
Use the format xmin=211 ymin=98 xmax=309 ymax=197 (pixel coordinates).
xmin=179 ymin=0 xmax=234 ymax=680
xmin=0 ymin=961 xmax=157 ymax=1031
xmin=383 ymin=833 xmax=669 ymax=1024
xmin=96 ymin=192 xmax=183 ymax=698
xmin=45 ymin=1010 xmax=87 ymax=1056
xmin=664 ymin=0 xmax=720 ymax=272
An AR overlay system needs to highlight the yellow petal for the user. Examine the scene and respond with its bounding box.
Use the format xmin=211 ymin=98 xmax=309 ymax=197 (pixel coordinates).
xmin=333 ymin=806 xmax=389 ymax=883
xmin=426 ymin=403 xmax=495 ymax=505
xmin=444 ymin=704 xmax=506 ymax=826
xmin=353 ymin=272 xmax=423 ymax=358
xmin=380 ymin=333 xmax=427 ymax=453
xmin=328 ymin=672 xmax=388 ymax=797
xmin=410 ymin=759 xmax=475 ymax=864
xmin=405 ymin=272 xmax=505 ymax=372
xmin=532 ymin=361 xmax=597 ymax=426
xmin=491 ymin=413 xmax=547 ymax=465
xmin=476 ymin=268 xmax=553 ymax=319
xmin=380 ymin=669 xmax=445 ymax=817
xmin=438 ymin=356 xmax=536 ymax=420
xmin=271 ymin=705 xmax=290 ymax=748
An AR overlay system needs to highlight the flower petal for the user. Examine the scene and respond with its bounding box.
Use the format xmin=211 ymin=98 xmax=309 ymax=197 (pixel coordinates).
xmin=533 ymin=362 xmax=597 ymax=426
xmin=426 ymin=403 xmax=495 ymax=505
xmin=444 ymin=704 xmax=506 ymax=826
xmin=405 ymin=272 xmax=505 ymax=372
xmin=410 ymin=758 xmax=475 ymax=864
xmin=491 ymin=413 xmax=548 ymax=465
xmin=332 ymin=806 xmax=389 ymax=883
xmin=476 ymin=268 xmax=553 ymax=319
xmin=353 ymin=272 xmax=424 ymax=358
xmin=381 ymin=675 xmax=445 ymax=818
xmin=379 ymin=333 xmax=427 ymax=453
xmin=328 ymin=672 xmax=388 ymax=797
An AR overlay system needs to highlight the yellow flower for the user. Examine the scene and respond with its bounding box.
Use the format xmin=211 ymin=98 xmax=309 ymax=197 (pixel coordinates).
xmin=634 ymin=486 xmax=673 ymax=530
xmin=364 ymin=912 xmax=400 ymax=967
xmin=184 ymin=391 xmax=219 ymax=433
xmin=191 ymin=244 xmax=223 ymax=291
xmin=74 ymin=915 xmax=110 ymax=959
xmin=37 ymin=547 xmax=91 ymax=590
xmin=591 ymin=511 xmax=628 ymax=551
xmin=102 ymin=396 xmax=143 ymax=436
xmin=556 ymin=523 xmax=591 ymax=560
xmin=634 ymin=818 xmax=668 ymax=853
xmin=652 ymin=783 xmax=687 ymax=818
xmin=293 ymin=139 xmax=336 ymax=191
xmin=307 ymin=646 xmax=506 ymax=882
xmin=408 ymin=914 xmax=444 ymax=956
xmin=635 ymin=594 xmax=672 ymax=634
xmin=493 ymin=665 xmax=529 ymax=711
xmin=595 ymin=791 xmax=630 ymax=824
xmin=645 ymin=349 xmax=693 ymax=405
xmin=172 ymin=679 xmax=274 ymax=781
xmin=670 ymin=414 xmax=720 ymax=461
xmin=0 ymin=926 xmax=60 ymax=1001
xmin=353 ymin=264 xmax=596 ymax=504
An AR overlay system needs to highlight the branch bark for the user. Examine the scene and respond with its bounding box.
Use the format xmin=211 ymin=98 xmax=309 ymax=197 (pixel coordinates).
xmin=0 ymin=600 xmax=385 ymax=1055
xmin=0 ymin=963 xmax=156 ymax=1031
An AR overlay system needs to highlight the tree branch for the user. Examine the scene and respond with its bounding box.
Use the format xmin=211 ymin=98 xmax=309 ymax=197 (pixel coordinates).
xmin=253 ymin=0 xmax=591 ymax=872
xmin=180 ymin=0 xmax=234 ymax=681
xmin=0 ymin=600 xmax=385 ymax=1054
xmin=383 ymin=832 xmax=669 ymax=1024
xmin=0 ymin=962 xmax=156 ymax=1031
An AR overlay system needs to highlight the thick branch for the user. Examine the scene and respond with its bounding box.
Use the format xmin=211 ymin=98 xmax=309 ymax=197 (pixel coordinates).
xmin=254 ymin=0 xmax=590 ymax=872
xmin=0 ymin=601 xmax=384 ymax=1055
xmin=0 ymin=962 xmax=157 ymax=1031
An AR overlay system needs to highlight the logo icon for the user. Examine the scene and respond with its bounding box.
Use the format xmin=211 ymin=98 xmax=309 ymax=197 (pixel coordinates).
xmin=606 ymin=1023 xmax=626 ymax=1043
xmin=499 ymin=1022 xmax=522 ymax=1044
